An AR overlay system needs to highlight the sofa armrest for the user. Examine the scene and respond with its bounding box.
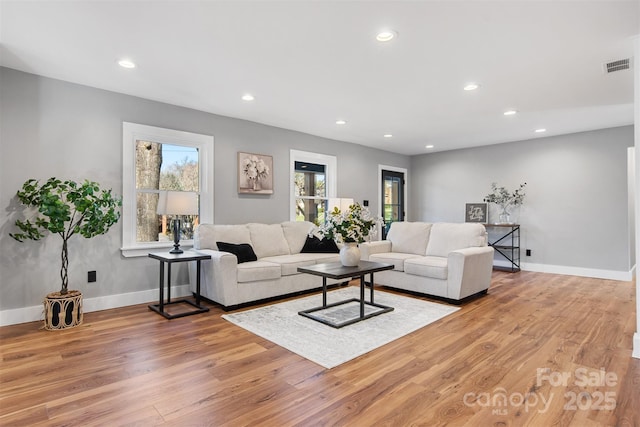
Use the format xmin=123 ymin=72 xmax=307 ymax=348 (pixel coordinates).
xmin=447 ymin=246 xmax=494 ymax=299
xmin=359 ymin=240 xmax=392 ymax=260
xmin=188 ymin=249 xmax=239 ymax=305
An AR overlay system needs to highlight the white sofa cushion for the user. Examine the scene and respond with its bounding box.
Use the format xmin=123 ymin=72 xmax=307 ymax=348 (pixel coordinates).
xmin=369 ymin=252 xmax=421 ymax=271
xmin=248 ymin=223 xmax=291 ymax=258
xmin=405 ymin=256 xmax=448 ymax=280
xmin=311 ymin=253 xmax=341 ymax=264
xmin=195 ymin=224 xmax=251 ymax=250
xmin=281 ymin=221 xmax=315 ymax=254
xmin=237 ymin=261 xmax=282 ymax=283
xmin=425 ymin=223 xmax=487 ymax=257
xmin=388 ymin=222 xmax=432 ymax=255
xmin=262 ymin=254 xmax=318 ymax=276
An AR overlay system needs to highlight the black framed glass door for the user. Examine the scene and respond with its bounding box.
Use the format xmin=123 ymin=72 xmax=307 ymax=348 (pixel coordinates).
xmin=382 ymin=170 xmax=405 ymax=239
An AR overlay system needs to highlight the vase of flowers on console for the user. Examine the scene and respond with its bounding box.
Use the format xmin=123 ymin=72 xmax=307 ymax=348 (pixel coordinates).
xmin=483 ymin=182 xmax=527 ymax=224
xmin=319 ymin=203 xmax=382 ymax=266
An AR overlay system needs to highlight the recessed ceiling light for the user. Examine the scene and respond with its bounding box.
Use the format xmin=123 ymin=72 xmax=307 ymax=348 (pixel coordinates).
xmin=383 ymin=134 xmax=393 ymax=138
xmin=535 ymin=128 xmax=547 ymax=133
xmin=335 ymin=120 xmax=347 ymax=125
xmin=242 ymin=94 xmax=255 ymax=101
xmin=463 ymin=83 xmax=479 ymax=91
xmin=118 ymin=59 xmax=136 ymax=69
xmin=425 ymin=144 xmax=435 ymax=149
xmin=504 ymin=110 xmax=518 ymax=116
xmin=376 ymin=30 xmax=397 ymax=42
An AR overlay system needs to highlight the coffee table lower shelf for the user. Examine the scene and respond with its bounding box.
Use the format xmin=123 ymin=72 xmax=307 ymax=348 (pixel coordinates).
xmin=299 ymin=297 xmax=393 ymax=328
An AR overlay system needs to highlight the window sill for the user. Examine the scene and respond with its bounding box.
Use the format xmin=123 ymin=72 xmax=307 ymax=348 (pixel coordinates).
xmin=121 ymin=241 xmax=194 ymax=258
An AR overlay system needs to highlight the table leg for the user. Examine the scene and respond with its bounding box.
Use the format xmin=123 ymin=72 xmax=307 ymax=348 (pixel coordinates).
xmin=196 ymin=259 xmax=202 ymax=305
xmin=167 ymin=262 xmax=172 ymax=303
xmin=369 ymin=272 xmax=374 ymax=303
xmin=360 ymin=275 xmax=365 ymax=318
xmin=322 ymin=276 xmax=327 ymax=307
xmin=159 ymin=261 xmax=165 ymax=312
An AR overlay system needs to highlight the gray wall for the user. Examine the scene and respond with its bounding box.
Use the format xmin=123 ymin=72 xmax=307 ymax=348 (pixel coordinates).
xmin=0 ymin=67 xmax=409 ymax=311
xmin=1 ymin=65 xmax=633 ymax=314
xmin=410 ymin=126 xmax=634 ymax=273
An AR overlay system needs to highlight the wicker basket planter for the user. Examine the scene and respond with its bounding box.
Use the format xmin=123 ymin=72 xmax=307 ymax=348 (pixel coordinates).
xmin=44 ymin=290 xmax=83 ymax=330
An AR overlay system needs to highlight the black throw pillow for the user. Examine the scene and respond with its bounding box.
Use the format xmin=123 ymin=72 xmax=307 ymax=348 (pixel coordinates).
xmin=217 ymin=242 xmax=258 ymax=263
xmin=300 ymin=235 xmax=340 ymax=253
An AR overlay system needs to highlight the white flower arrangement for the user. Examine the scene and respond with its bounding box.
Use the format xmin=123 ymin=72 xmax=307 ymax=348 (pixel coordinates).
xmin=242 ymin=155 xmax=270 ymax=181
xmin=483 ymin=182 xmax=527 ymax=214
xmin=319 ymin=203 xmax=382 ymax=244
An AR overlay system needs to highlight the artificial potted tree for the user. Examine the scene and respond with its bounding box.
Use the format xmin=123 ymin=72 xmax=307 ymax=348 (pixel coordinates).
xmin=10 ymin=178 xmax=121 ymax=330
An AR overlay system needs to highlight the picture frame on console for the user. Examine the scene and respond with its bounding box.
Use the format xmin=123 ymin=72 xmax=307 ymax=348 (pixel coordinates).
xmin=465 ymin=203 xmax=488 ymax=223
xmin=238 ymin=152 xmax=273 ymax=194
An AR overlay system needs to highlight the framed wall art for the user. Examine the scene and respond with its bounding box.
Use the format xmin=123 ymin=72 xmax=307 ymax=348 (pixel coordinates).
xmin=238 ymin=152 xmax=273 ymax=194
xmin=465 ymin=203 xmax=488 ymax=223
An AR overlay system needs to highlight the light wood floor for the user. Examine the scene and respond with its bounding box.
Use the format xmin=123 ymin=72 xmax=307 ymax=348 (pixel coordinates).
xmin=1 ymin=271 xmax=638 ymax=426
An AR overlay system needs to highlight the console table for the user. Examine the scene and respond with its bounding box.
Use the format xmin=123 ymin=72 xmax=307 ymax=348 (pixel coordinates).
xmin=484 ymin=224 xmax=520 ymax=272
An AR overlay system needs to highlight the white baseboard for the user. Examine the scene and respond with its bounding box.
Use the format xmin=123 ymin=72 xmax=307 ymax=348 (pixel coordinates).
xmin=519 ymin=262 xmax=633 ymax=281
xmin=1 ymin=262 xmax=634 ymax=326
xmin=634 ymin=333 xmax=640 ymax=359
xmin=0 ymin=285 xmax=192 ymax=327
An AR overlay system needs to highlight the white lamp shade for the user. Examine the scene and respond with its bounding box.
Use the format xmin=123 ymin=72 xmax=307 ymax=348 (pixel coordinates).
xmin=157 ymin=191 xmax=199 ymax=215
xmin=328 ymin=198 xmax=354 ymax=212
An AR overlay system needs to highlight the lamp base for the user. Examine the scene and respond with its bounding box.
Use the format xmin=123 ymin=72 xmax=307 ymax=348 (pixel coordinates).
xmin=169 ymin=219 xmax=183 ymax=254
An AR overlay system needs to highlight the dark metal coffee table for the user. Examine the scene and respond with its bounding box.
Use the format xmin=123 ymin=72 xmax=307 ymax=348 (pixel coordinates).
xmin=297 ymin=261 xmax=394 ymax=328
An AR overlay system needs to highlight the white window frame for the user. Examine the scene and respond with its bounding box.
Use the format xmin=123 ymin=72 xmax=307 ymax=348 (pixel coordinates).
xmin=121 ymin=122 xmax=214 ymax=257
xmin=290 ymin=150 xmax=337 ymax=221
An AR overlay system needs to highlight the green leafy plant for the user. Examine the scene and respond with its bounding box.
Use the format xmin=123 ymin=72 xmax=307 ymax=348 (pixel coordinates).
xmin=319 ymin=203 xmax=382 ymax=243
xmin=10 ymin=178 xmax=122 ymax=295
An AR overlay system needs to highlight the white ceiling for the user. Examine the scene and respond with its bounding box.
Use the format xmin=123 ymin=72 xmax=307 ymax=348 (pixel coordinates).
xmin=1 ymin=1 xmax=638 ymax=155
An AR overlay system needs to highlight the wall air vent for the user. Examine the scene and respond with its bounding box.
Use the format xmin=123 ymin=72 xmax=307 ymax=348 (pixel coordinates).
xmin=604 ymin=58 xmax=631 ymax=74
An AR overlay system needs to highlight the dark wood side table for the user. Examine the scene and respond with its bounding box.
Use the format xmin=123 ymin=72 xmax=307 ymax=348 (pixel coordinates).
xmin=148 ymin=251 xmax=211 ymax=319
xmin=297 ymin=261 xmax=394 ymax=328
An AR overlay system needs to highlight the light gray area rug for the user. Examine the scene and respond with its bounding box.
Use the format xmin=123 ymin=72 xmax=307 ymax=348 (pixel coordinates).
xmin=222 ymin=287 xmax=459 ymax=369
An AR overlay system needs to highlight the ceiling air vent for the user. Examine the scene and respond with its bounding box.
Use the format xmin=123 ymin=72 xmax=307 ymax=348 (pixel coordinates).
xmin=604 ymin=58 xmax=631 ymax=73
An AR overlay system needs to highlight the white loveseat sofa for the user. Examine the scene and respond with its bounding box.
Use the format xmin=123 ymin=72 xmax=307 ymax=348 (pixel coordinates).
xmin=188 ymin=222 xmax=342 ymax=309
xmin=359 ymin=222 xmax=494 ymax=301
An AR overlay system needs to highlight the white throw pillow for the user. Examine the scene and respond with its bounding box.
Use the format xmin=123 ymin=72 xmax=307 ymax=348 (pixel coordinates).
xmin=194 ymin=224 xmax=251 ymax=250
xmin=193 ymin=224 xmax=214 ymax=250
xmin=248 ymin=223 xmax=291 ymax=258
xmin=387 ymin=222 xmax=432 ymax=255
xmin=425 ymin=223 xmax=486 ymax=257
xmin=281 ymin=221 xmax=314 ymax=254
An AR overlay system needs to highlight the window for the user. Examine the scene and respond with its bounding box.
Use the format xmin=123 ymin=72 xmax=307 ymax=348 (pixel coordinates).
xmin=290 ymin=150 xmax=336 ymax=223
xmin=122 ymin=123 xmax=214 ymax=257
xmin=295 ymin=161 xmax=326 ymax=224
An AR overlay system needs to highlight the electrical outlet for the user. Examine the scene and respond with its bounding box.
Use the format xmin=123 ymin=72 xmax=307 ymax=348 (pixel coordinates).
xmin=88 ymin=271 xmax=97 ymax=282
xmin=363 ymin=200 xmax=369 ymax=206
xmin=526 ymin=249 xmax=531 ymax=256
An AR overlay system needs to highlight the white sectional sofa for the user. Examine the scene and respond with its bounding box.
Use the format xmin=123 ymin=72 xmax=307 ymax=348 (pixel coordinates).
xmin=359 ymin=222 xmax=494 ymax=301
xmin=188 ymin=222 xmax=342 ymax=309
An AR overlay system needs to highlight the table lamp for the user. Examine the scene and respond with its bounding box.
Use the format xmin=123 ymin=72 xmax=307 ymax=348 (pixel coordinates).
xmin=157 ymin=191 xmax=199 ymax=254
